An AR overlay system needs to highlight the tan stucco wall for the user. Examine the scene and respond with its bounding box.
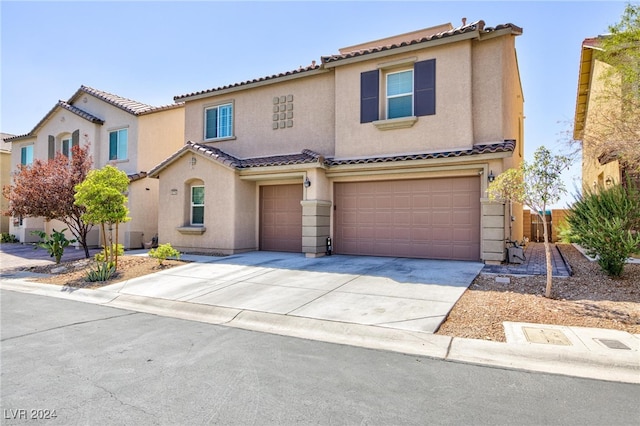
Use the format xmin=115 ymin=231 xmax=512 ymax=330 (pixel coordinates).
xmin=155 ymin=153 xmax=257 ymax=253
xmin=1 ymin=150 xmax=11 ymax=233
xmin=334 ymin=41 xmax=474 ymax=158
xmin=581 ymin=59 xmax=622 ymax=190
xmin=137 ymin=107 xmax=185 ymax=172
xmin=183 ymin=72 xmax=335 ymax=159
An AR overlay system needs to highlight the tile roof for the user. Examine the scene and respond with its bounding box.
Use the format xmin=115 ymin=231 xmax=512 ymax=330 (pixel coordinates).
xmin=149 ymin=141 xmax=324 ymax=176
xmin=4 ymin=100 xmax=105 ymax=142
xmin=6 ymin=86 xmax=182 ymax=142
xmin=70 ymin=85 xmax=183 ymax=116
xmin=174 ymin=63 xmax=322 ymax=101
xmin=326 ymin=140 xmax=516 ymax=166
xmin=149 ymin=140 xmax=515 ymax=177
xmin=72 ymin=85 xmax=155 ymax=115
xmin=128 ymin=171 xmax=148 ymax=182
xmin=322 ymin=21 xmax=523 ymax=65
xmin=174 ymin=20 xmax=521 ymax=101
xmin=57 ymin=101 xmax=104 ymax=124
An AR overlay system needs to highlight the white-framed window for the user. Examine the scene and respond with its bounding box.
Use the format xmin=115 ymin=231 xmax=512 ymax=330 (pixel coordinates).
xmin=62 ymin=137 xmax=72 ymax=159
xmin=204 ymin=103 xmax=233 ymax=140
xmin=386 ymin=69 xmax=414 ymax=119
xmin=20 ymin=145 xmax=34 ymax=165
xmin=191 ymin=185 xmax=205 ymax=226
xmin=109 ymin=128 xmax=128 ymax=160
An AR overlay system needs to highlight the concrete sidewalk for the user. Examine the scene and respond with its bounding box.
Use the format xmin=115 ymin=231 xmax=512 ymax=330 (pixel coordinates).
xmin=1 ymin=247 xmax=638 ymax=384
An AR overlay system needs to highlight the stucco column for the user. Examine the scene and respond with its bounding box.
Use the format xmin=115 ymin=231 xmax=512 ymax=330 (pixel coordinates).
xmin=301 ymin=199 xmax=332 ymax=258
xmin=482 ymin=198 xmax=506 ymax=263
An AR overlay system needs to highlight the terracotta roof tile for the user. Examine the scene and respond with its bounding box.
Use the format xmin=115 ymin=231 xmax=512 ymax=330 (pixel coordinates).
xmin=150 ymin=140 xmax=515 ymax=177
xmin=174 ymin=64 xmax=322 ymax=101
xmin=73 ymin=85 xmax=155 ymax=115
xmin=326 ymin=140 xmax=516 ymax=166
xmin=128 ymin=171 xmax=148 ymax=182
xmin=321 ymin=21 xmax=522 ymax=65
xmin=57 ymin=101 xmax=104 ymax=124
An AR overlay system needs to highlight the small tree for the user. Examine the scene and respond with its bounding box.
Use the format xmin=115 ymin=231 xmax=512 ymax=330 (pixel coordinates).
xmin=2 ymin=145 xmax=94 ymax=257
xmin=74 ymin=165 xmax=130 ymax=269
xmin=567 ymin=183 xmax=640 ymax=276
xmin=488 ymin=146 xmax=572 ymax=298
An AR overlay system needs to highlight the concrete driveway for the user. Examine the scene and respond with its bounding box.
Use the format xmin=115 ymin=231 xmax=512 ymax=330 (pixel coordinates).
xmin=103 ymin=251 xmax=484 ymax=333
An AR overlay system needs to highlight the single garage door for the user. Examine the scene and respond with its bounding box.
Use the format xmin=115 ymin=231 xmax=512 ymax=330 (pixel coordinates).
xmin=334 ymin=177 xmax=480 ymax=261
xmin=260 ymin=184 xmax=303 ymax=252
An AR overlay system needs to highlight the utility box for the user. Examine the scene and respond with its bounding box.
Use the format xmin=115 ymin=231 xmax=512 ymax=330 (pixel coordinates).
xmin=508 ymin=247 xmax=525 ymax=264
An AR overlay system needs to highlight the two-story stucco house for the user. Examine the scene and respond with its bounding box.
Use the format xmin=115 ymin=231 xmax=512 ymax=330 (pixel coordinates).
xmin=574 ymin=36 xmax=639 ymax=191
xmin=5 ymin=86 xmax=184 ymax=248
xmin=150 ymin=20 xmax=525 ymax=262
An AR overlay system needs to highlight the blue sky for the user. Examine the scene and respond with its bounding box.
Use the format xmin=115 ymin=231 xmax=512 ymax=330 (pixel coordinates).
xmin=0 ymin=1 xmax=629 ymax=207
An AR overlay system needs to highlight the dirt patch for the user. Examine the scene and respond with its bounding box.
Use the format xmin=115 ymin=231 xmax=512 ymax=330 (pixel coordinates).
xmin=26 ymin=255 xmax=187 ymax=289
xmin=435 ymin=244 xmax=640 ymax=342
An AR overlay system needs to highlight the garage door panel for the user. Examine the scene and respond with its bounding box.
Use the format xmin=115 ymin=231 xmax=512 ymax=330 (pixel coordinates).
xmin=260 ymin=184 xmax=302 ymax=252
xmin=335 ymin=177 xmax=480 ymax=261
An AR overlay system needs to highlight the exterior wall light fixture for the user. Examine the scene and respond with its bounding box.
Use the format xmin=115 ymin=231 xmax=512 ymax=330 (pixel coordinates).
xmin=605 ymin=176 xmax=614 ymax=186
xmin=304 ymin=177 xmax=311 ymax=188
xmin=487 ymin=170 xmax=495 ymax=183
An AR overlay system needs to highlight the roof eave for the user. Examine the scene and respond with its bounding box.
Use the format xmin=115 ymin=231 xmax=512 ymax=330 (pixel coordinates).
xmin=175 ymin=67 xmax=331 ymax=102
xmin=323 ymin=30 xmax=481 ymax=69
xmin=573 ymin=45 xmax=595 ymax=141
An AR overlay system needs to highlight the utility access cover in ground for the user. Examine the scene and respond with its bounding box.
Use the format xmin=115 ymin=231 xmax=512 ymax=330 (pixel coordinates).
xmin=523 ymin=327 xmax=572 ymax=346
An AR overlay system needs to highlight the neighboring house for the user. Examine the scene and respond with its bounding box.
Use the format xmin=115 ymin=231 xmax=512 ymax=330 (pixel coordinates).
xmin=150 ymin=20 xmax=524 ymax=262
xmin=574 ymin=37 xmax=639 ymax=190
xmin=1 ymin=134 xmax=14 ymax=234
xmin=4 ymin=86 xmax=184 ymax=248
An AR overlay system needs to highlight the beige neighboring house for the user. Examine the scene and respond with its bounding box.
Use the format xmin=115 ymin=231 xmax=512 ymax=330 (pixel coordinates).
xmin=1 ymin=133 xmax=14 ymax=234
xmin=4 ymin=86 xmax=184 ymax=248
xmin=574 ymin=37 xmax=639 ymax=190
xmin=150 ymin=20 xmax=525 ymax=262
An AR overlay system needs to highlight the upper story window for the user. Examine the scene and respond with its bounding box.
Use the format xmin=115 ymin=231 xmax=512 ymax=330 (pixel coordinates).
xmin=205 ymin=103 xmax=233 ymax=140
xmin=191 ymin=185 xmax=205 ymax=226
xmin=360 ymin=59 xmax=436 ymax=124
xmin=109 ymin=128 xmax=128 ymax=161
xmin=20 ymin=145 xmax=34 ymax=165
xmin=386 ymin=69 xmax=414 ymax=119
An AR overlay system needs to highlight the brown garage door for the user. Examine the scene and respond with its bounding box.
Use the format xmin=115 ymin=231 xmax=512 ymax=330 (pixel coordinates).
xmin=334 ymin=177 xmax=480 ymax=260
xmin=260 ymin=184 xmax=303 ymax=252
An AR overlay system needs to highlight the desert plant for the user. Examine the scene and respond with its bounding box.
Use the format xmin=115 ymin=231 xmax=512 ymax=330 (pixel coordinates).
xmin=85 ymin=261 xmax=116 ymax=282
xmin=148 ymin=243 xmax=181 ymax=265
xmin=567 ymin=183 xmax=640 ymax=276
xmin=1 ymin=233 xmax=18 ymax=243
xmin=95 ymin=243 xmax=124 ymax=264
xmin=31 ymin=228 xmax=76 ymax=264
xmin=555 ymin=220 xmax=578 ymax=244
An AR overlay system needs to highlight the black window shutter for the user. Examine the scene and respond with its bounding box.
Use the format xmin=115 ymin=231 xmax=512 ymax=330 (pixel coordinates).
xmin=414 ymin=59 xmax=436 ymax=116
xmin=360 ymin=70 xmax=379 ymax=123
xmin=48 ymin=135 xmax=55 ymax=159
xmin=72 ymin=129 xmax=80 ymax=148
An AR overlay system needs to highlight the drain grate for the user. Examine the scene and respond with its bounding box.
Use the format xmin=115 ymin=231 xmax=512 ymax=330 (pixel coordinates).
xmin=594 ymin=338 xmax=631 ymax=350
xmin=523 ymin=327 xmax=572 ymax=345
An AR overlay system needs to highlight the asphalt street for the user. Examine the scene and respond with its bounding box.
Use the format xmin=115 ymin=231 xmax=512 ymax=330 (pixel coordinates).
xmin=2 ymin=290 xmax=639 ymax=425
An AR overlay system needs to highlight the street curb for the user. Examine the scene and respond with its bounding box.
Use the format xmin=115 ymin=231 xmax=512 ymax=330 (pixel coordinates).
xmin=1 ymin=279 xmax=638 ymax=384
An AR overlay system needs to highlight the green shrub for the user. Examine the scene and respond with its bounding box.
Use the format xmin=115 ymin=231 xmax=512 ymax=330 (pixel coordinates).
xmin=85 ymin=261 xmax=116 ymax=282
xmin=31 ymin=228 xmax=76 ymax=264
xmin=1 ymin=233 xmax=18 ymax=243
xmin=95 ymin=243 xmax=124 ymax=263
xmin=148 ymin=243 xmax=181 ymax=265
xmin=567 ymin=183 xmax=640 ymax=276
xmin=556 ymin=220 xmax=578 ymax=244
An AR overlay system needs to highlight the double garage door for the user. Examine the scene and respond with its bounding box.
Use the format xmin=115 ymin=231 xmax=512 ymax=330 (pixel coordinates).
xmin=260 ymin=177 xmax=481 ymax=261
xmin=334 ymin=177 xmax=481 ymax=261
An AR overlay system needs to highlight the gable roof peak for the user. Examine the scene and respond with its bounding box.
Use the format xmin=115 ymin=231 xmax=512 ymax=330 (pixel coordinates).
xmin=72 ymin=85 xmax=155 ymax=115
